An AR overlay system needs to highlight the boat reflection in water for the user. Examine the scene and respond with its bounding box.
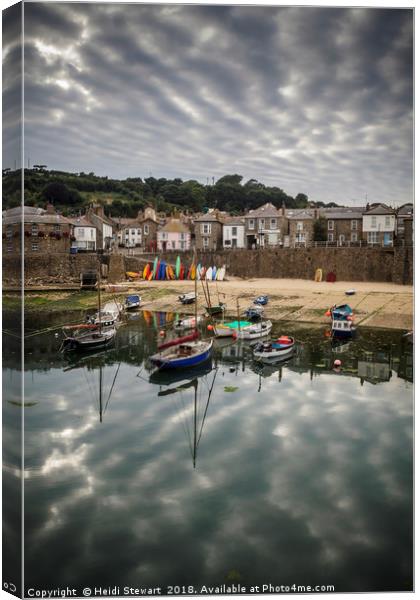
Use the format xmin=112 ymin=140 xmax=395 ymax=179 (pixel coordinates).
xmin=148 ymin=363 xmax=218 ymax=468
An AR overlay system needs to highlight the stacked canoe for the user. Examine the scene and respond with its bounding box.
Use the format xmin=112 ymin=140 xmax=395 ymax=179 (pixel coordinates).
xmin=127 ymin=257 xmax=226 ymax=282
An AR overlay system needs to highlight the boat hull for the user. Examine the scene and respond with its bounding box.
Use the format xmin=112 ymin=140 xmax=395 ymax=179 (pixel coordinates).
xmin=150 ymin=340 xmax=213 ymax=369
xmin=236 ymin=320 xmax=273 ymax=340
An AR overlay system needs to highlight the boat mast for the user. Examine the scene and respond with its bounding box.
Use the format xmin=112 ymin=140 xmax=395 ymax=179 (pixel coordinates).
xmin=99 ymin=365 xmax=103 ymax=423
xmin=97 ymin=265 xmax=102 ymax=334
xmin=193 ymin=378 xmax=198 ymax=468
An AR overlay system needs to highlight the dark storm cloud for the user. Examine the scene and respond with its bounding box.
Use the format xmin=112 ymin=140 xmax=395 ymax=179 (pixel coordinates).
xmin=6 ymin=2 xmax=413 ymax=203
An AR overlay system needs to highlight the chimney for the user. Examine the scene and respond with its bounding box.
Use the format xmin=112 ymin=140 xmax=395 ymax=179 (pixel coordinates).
xmin=366 ymin=203 xmax=370 ymax=212
xmin=46 ymin=203 xmax=55 ymax=214
xmin=282 ymin=201 xmax=286 ymax=216
xmin=94 ymin=205 xmax=105 ymax=218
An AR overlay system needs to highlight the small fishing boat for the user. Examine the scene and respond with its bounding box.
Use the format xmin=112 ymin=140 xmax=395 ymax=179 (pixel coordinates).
xmin=150 ymin=337 xmax=213 ymax=370
xmin=205 ymin=303 xmax=226 ymax=316
xmin=326 ymin=304 xmax=356 ymax=338
xmin=174 ymin=315 xmax=204 ymax=330
xmin=244 ymin=305 xmax=264 ymax=320
xmin=234 ymin=319 xmax=273 ymax=340
xmin=211 ymin=320 xmax=252 ymax=337
xmin=254 ymin=295 xmax=269 ymax=306
xmin=345 ymin=289 xmax=356 ymax=296
xmin=178 ymin=292 xmax=196 ymax=305
xmin=62 ymin=326 xmax=116 ymax=352
xmin=125 ymin=294 xmax=141 ymax=310
xmin=90 ymin=300 xmax=123 ymax=326
xmin=253 ymin=335 xmax=295 ymax=361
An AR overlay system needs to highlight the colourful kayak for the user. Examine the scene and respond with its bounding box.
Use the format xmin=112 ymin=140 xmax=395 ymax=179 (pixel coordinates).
xmin=175 ymin=256 xmax=181 ymax=279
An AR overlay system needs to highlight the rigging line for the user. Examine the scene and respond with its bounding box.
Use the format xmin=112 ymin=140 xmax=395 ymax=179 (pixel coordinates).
xmin=197 ymin=368 xmax=218 ymax=447
xmin=174 ymin=388 xmax=194 ymax=461
xmin=104 ymin=361 xmax=121 ymax=414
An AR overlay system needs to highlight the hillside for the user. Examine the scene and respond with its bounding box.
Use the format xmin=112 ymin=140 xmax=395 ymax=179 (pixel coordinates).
xmin=2 ymin=168 xmax=336 ymax=217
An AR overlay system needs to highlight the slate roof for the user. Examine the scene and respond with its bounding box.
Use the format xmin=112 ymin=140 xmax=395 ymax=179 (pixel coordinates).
xmin=3 ymin=206 xmax=72 ymax=225
xmin=324 ymin=210 xmax=364 ymax=220
xmin=364 ymin=203 xmax=395 ymax=215
xmin=245 ymin=203 xmax=279 ymax=218
xmin=194 ymin=213 xmax=225 ymax=223
xmin=160 ymin=218 xmax=190 ymax=233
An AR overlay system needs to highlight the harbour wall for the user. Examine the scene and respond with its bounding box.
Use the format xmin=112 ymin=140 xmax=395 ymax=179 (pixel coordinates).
xmin=2 ymin=246 xmax=413 ymax=286
xmin=125 ymin=247 xmax=413 ymax=285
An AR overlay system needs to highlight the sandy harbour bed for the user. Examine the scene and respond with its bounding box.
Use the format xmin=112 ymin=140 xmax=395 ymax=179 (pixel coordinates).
xmin=123 ymin=277 xmax=413 ymax=331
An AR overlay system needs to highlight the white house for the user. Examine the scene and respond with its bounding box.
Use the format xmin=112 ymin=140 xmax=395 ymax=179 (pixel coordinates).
xmin=71 ymin=216 xmax=97 ymax=250
xmin=362 ymin=204 xmax=396 ymax=246
xmin=223 ymin=218 xmax=245 ymax=249
xmin=117 ymin=218 xmax=143 ymax=247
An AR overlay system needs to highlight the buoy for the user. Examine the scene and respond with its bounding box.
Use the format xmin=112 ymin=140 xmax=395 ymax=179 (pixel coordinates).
xmin=333 ymin=359 xmax=342 ymax=367
xmin=325 ymin=310 xmax=331 ymax=317
xmin=207 ymin=324 xmax=213 ymax=331
xmin=159 ymin=330 xmax=165 ymax=337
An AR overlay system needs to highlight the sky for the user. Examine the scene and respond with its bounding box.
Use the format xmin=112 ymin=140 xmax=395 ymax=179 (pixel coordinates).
xmin=2 ymin=1 xmax=414 ymax=205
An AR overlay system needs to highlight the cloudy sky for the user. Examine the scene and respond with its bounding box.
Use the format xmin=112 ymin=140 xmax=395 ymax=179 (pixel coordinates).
xmin=2 ymin=2 xmax=414 ymax=204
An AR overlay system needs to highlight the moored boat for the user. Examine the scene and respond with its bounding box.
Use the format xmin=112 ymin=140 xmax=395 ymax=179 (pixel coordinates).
xmin=253 ymin=335 xmax=295 ymax=361
xmin=62 ymin=326 xmax=116 ymax=352
xmin=254 ymin=295 xmax=269 ymax=306
xmin=150 ymin=338 xmax=213 ymax=369
xmin=125 ymin=294 xmax=141 ymax=310
xmin=244 ymin=305 xmax=264 ymax=320
xmin=326 ymin=304 xmax=356 ymax=338
xmin=234 ymin=319 xmax=273 ymax=340
xmin=178 ymin=292 xmax=196 ymax=305
xmin=174 ymin=315 xmax=204 ymax=330
xmin=211 ymin=320 xmax=252 ymax=337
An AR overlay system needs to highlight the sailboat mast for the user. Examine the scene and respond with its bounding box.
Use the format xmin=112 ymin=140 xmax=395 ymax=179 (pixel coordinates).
xmin=193 ymin=378 xmax=197 ymax=468
xmin=99 ymin=365 xmax=103 ymax=423
xmin=194 ymin=253 xmax=198 ymax=330
xmin=98 ymin=266 xmax=102 ymax=334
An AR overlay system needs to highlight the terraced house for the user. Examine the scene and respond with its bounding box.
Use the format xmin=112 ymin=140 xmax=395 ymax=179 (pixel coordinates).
xmin=244 ymin=203 xmax=287 ymax=248
xmin=194 ymin=212 xmax=224 ymax=250
xmin=3 ymin=205 xmax=73 ymax=255
xmin=362 ymin=203 xmax=396 ymax=246
xmin=325 ymin=207 xmax=364 ymax=245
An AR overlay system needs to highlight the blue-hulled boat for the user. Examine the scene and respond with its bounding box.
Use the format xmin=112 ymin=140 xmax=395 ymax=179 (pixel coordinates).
xmin=150 ymin=337 xmax=213 ymax=369
xmin=254 ymin=295 xmax=269 ymax=306
xmin=329 ymin=304 xmax=355 ymax=338
xmin=244 ymin=305 xmax=264 ymax=320
xmin=125 ymin=294 xmax=141 ymax=310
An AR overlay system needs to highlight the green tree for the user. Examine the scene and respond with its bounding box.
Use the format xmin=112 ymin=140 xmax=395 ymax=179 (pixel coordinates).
xmin=313 ymin=217 xmax=327 ymax=241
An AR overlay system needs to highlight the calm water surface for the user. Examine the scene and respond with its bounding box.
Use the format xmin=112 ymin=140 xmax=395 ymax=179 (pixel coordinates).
xmin=4 ymin=310 xmax=413 ymax=593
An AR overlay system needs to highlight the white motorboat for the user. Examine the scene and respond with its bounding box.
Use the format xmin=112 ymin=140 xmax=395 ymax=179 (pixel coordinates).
xmin=234 ymin=320 xmax=273 ymax=340
xmin=253 ymin=336 xmax=295 ymax=361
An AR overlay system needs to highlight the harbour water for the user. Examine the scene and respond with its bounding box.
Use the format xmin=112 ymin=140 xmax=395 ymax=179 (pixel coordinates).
xmin=3 ymin=310 xmax=413 ymax=593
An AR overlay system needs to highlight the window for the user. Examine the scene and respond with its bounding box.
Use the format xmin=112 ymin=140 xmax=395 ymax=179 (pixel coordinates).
xmin=203 ymin=237 xmax=209 ymax=248
xmin=248 ymin=219 xmax=255 ymax=230
xmin=180 ymin=241 xmax=185 ymax=250
xmin=371 ymin=216 xmax=377 ymax=228
xmin=339 ymin=234 xmax=345 ymax=245
xmin=296 ymin=221 xmax=303 ymax=231
xmin=31 ymin=242 xmax=39 ymax=252
xmin=180 ymin=233 xmax=185 ymax=240
xmin=137 ymin=229 xmax=141 ymax=235
xmin=351 ymin=232 xmax=358 ymax=242
xmin=328 ymin=233 xmax=334 ymax=242
xmin=385 ymin=216 xmax=391 ymax=228
xmin=131 ymin=229 xmax=136 ymax=235
xmin=79 ymin=228 xmax=85 ymax=238
xmin=31 ymin=223 xmax=38 ymax=236
xmin=161 ymin=232 xmax=167 ymax=240
xmin=351 ymin=220 xmax=358 ymax=230
xmin=144 ymin=224 xmax=149 ymax=235
xmin=224 ymin=239 xmax=231 ymax=246
xmin=6 ymin=226 xmax=13 ymax=238
xmin=232 ymin=226 xmax=237 ymax=236
xmin=368 ymin=231 xmax=378 ymax=243
xmin=202 ymin=223 xmax=211 ymax=235
xmin=171 ymin=241 xmax=176 ymax=249
xmin=54 ymin=224 xmax=61 ymax=232
xmin=90 ymin=229 xmax=94 ymax=239
xmin=328 ymin=220 xmax=334 ymax=230
xmin=259 ymin=218 xmax=265 ymax=230
xmin=270 ymin=218 xmax=277 ymax=229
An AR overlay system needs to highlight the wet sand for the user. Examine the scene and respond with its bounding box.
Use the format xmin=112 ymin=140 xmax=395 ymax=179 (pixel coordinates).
xmin=126 ymin=277 xmax=414 ymax=331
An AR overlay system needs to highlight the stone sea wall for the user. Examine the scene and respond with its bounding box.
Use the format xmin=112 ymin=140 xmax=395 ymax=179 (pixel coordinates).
xmin=2 ymin=246 xmax=413 ymax=286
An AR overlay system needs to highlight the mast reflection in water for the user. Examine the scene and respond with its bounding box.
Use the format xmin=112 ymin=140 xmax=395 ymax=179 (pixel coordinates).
xmin=3 ymin=310 xmax=412 ymax=593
